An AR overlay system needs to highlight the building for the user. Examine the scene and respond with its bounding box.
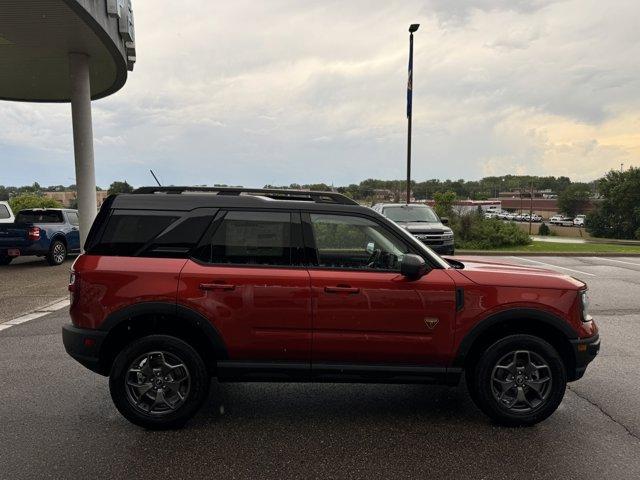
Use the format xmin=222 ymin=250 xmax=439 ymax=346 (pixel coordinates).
xmin=44 ymin=190 xmax=109 ymax=208
xmin=0 ymin=0 xmax=136 ymax=245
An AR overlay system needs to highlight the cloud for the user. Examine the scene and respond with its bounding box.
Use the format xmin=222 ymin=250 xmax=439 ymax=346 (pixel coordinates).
xmin=1 ymin=0 xmax=639 ymax=187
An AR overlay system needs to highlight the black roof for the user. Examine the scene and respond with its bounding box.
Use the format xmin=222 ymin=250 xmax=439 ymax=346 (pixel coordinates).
xmin=132 ymin=186 xmax=357 ymax=205
xmin=113 ymin=187 xmax=365 ymax=213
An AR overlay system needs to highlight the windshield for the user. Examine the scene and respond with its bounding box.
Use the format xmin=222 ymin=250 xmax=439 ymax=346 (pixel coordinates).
xmin=383 ymin=205 xmax=440 ymax=223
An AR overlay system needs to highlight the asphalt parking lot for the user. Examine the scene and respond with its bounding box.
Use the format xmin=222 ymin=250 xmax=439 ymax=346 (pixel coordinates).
xmin=0 ymin=255 xmax=73 ymax=320
xmin=1 ymin=256 xmax=639 ymax=479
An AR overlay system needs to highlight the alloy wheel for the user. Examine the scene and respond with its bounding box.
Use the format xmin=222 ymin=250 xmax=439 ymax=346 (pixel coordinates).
xmin=52 ymin=243 xmax=66 ymax=264
xmin=490 ymin=350 xmax=552 ymax=413
xmin=125 ymin=351 xmax=191 ymax=416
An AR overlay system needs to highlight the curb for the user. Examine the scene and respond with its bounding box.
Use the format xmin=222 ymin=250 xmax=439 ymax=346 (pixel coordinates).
xmin=0 ymin=297 xmax=70 ymax=332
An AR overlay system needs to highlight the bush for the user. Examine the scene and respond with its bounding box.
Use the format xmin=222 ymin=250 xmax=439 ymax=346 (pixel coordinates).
xmin=538 ymin=222 xmax=551 ymax=236
xmin=9 ymin=194 xmax=62 ymax=213
xmin=587 ymin=167 xmax=640 ymax=240
xmin=452 ymin=214 xmax=531 ymax=249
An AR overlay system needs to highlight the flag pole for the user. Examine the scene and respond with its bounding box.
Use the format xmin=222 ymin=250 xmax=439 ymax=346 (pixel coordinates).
xmin=407 ymin=24 xmax=419 ymax=204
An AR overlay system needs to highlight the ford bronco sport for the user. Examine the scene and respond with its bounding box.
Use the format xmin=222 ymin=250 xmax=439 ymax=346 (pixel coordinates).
xmin=62 ymin=187 xmax=599 ymax=429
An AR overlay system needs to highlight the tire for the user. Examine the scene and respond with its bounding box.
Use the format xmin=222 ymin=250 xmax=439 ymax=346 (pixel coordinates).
xmin=109 ymin=335 xmax=210 ymax=430
xmin=0 ymin=255 xmax=12 ymax=266
xmin=46 ymin=240 xmax=67 ymax=266
xmin=466 ymin=334 xmax=567 ymax=427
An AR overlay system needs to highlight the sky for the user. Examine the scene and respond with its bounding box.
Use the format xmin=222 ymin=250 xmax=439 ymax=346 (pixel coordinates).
xmin=1 ymin=0 xmax=639 ymax=188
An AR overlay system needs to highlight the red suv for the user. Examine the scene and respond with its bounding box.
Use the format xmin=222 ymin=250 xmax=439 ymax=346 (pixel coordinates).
xmin=62 ymin=187 xmax=599 ymax=429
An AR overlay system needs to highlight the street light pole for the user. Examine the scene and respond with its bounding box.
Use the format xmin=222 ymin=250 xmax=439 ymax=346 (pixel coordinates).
xmin=406 ymin=24 xmax=419 ymax=204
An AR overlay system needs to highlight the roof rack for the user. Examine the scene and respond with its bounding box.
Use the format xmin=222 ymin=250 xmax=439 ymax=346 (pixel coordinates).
xmin=131 ymin=186 xmax=358 ymax=206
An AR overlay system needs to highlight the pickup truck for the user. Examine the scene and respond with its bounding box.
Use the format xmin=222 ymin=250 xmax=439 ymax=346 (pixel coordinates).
xmin=0 ymin=208 xmax=81 ymax=266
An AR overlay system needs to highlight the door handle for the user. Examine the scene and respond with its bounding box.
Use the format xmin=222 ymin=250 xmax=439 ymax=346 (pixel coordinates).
xmin=324 ymin=286 xmax=360 ymax=294
xmin=199 ymin=283 xmax=236 ymax=291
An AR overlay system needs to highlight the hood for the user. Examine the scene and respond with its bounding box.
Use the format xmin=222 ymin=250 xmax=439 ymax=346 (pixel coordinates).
xmin=451 ymin=256 xmax=585 ymax=290
xmin=397 ymin=222 xmax=450 ymax=233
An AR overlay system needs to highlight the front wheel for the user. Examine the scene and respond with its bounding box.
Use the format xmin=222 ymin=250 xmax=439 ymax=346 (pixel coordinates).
xmin=467 ymin=334 xmax=567 ymax=427
xmin=46 ymin=240 xmax=67 ymax=266
xmin=109 ymin=335 xmax=210 ymax=429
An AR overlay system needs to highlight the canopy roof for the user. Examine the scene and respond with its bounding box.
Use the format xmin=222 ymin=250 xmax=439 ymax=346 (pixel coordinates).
xmin=0 ymin=0 xmax=129 ymax=102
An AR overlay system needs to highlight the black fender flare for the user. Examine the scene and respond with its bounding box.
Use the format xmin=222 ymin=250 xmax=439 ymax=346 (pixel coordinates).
xmin=452 ymin=308 xmax=577 ymax=368
xmin=100 ymin=301 xmax=228 ymax=360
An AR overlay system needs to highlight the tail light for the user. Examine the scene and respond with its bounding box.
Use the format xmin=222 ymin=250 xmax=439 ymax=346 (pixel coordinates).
xmin=27 ymin=226 xmax=41 ymax=241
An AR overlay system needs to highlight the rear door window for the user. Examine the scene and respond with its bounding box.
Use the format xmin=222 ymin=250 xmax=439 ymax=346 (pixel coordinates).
xmin=196 ymin=211 xmax=295 ymax=266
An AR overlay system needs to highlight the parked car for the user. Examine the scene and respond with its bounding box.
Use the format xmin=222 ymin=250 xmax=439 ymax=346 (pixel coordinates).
xmin=0 ymin=208 xmax=81 ymax=265
xmin=0 ymin=201 xmax=15 ymax=224
xmin=550 ymin=215 xmax=574 ymax=226
xmin=372 ymin=203 xmax=454 ymax=255
xmin=531 ymin=214 xmax=542 ymax=222
xmin=573 ymin=215 xmax=586 ymax=227
xmin=63 ymin=187 xmax=599 ymax=429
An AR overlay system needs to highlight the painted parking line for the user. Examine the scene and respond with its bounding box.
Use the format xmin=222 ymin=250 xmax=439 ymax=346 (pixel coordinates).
xmin=0 ymin=297 xmax=70 ymax=333
xmin=509 ymin=256 xmax=596 ymax=277
xmin=598 ymin=258 xmax=640 ymax=267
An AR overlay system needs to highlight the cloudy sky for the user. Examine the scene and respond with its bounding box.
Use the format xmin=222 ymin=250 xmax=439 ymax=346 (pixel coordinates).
xmin=2 ymin=0 xmax=639 ymax=187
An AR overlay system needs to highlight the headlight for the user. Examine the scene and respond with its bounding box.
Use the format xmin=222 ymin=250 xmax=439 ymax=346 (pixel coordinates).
xmin=443 ymin=231 xmax=454 ymax=237
xmin=580 ymin=290 xmax=591 ymax=322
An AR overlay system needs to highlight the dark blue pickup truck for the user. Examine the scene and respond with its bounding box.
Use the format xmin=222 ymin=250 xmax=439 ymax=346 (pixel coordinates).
xmin=0 ymin=209 xmax=81 ymax=266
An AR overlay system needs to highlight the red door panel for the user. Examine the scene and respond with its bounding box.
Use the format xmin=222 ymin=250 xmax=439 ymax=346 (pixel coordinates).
xmin=310 ymin=269 xmax=456 ymax=365
xmin=178 ymin=260 xmax=312 ymax=361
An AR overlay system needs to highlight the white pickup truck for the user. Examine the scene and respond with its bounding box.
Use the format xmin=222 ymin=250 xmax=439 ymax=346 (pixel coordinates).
xmin=0 ymin=201 xmax=15 ymax=224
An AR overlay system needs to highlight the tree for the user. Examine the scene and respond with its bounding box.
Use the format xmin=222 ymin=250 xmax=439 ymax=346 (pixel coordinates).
xmin=9 ymin=194 xmax=62 ymax=212
xmin=107 ymin=181 xmax=134 ymax=195
xmin=587 ymin=167 xmax=640 ymax=239
xmin=433 ymin=191 xmax=456 ymax=218
xmin=557 ymin=183 xmax=591 ymax=217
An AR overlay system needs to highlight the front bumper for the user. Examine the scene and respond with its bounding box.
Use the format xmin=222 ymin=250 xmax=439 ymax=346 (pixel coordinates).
xmin=431 ymin=244 xmax=455 ymax=254
xmin=62 ymin=324 xmax=108 ymax=375
xmin=569 ymin=333 xmax=600 ymax=381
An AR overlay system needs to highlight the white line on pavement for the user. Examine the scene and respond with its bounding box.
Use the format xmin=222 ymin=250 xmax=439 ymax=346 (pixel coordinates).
xmin=0 ymin=297 xmax=70 ymax=333
xmin=598 ymin=258 xmax=640 ymax=267
xmin=509 ymin=256 xmax=596 ymax=277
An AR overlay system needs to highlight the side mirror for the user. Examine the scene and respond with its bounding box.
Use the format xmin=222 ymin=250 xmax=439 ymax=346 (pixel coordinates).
xmin=440 ymin=217 xmax=449 ymax=225
xmin=365 ymin=242 xmax=375 ymax=254
xmin=400 ymin=254 xmax=430 ymax=280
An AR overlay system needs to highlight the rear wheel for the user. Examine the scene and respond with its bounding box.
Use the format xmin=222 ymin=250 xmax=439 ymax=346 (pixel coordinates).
xmin=46 ymin=240 xmax=67 ymax=266
xmin=109 ymin=335 xmax=210 ymax=429
xmin=467 ymin=334 xmax=566 ymax=426
xmin=0 ymin=255 xmax=12 ymax=265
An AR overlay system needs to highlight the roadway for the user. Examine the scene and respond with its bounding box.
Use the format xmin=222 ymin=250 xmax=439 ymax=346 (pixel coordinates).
xmin=0 ymin=256 xmax=639 ymax=479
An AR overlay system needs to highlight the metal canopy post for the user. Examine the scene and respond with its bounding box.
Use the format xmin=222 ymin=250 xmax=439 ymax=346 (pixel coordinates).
xmin=69 ymin=52 xmax=97 ymax=248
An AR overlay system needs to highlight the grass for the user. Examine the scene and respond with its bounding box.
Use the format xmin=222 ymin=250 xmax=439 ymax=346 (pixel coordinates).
xmin=459 ymin=241 xmax=640 ymax=254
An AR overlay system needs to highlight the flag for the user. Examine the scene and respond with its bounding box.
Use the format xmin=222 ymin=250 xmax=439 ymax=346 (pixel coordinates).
xmin=407 ymin=37 xmax=413 ymax=118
